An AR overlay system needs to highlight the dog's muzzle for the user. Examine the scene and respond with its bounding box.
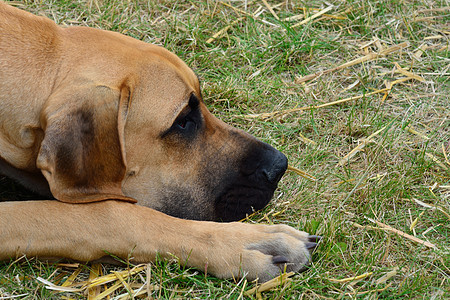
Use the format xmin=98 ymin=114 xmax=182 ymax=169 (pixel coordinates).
xmin=214 ymin=142 xmax=288 ymax=222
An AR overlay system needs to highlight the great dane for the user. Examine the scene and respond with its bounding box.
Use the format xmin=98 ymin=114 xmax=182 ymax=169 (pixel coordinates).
xmin=0 ymin=2 xmax=318 ymax=282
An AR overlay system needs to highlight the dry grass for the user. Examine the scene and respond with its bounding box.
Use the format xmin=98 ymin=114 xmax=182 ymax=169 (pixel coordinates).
xmin=0 ymin=0 xmax=449 ymax=299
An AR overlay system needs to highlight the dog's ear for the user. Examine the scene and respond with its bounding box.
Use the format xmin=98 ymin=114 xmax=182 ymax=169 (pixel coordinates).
xmin=36 ymin=83 xmax=136 ymax=203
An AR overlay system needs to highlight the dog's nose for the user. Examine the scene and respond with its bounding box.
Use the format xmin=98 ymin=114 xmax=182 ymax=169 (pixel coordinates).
xmin=261 ymin=150 xmax=288 ymax=185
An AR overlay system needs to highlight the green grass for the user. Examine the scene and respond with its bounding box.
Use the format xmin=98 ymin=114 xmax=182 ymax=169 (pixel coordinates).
xmin=1 ymin=0 xmax=449 ymax=298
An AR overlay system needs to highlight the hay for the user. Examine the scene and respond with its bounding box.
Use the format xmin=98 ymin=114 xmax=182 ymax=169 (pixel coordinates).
xmin=37 ymin=265 xmax=153 ymax=299
xmin=365 ymin=217 xmax=437 ymax=248
xmin=393 ymin=62 xmax=425 ymax=82
xmin=245 ymin=272 xmax=294 ymax=296
xmin=287 ymin=165 xmax=317 ymax=181
xmin=295 ymin=42 xmax=409 ymax=83
xmin=285 ymin=7 xmax=346 ymax=21
xmin=261 ymin=0 xmax=279 ymax=20
xmin=298 ymin=132 xmax=317 ymax=145
xmin=290 ymin=5 xmax=334 ymax=29
xmin=346 ymin=283 xmax=392 ymax=296
xmin=405 ymin=125 xmax=430 ymax=140
xmin=443 ymin=143 xmax=450 ymax=165
xmin=240 ymin=88 xmax=390 ymax=120
xmin=61 ymin=266 xmax=82 ymax=288
xmin=425 ymin=152 xmax=449 ymax=171
xmin=328 ymin=272 xmax=373 ymax=283
xmin=219 ymin=1 xmax=254 ymax=18
xmin=241 ymin=63 xmax=428 ymax=122
xmin=338 ymin=125 xmax=387 ymax=166
xmin=409 ymin=211 xmax=425 ymax=233
xmin=206 ymin=17 xmax=245 ymax=43
xmin=413 ymin=198 xmax=450 ymax=220
xmin=375 ymin=267 xmax=398 ymax=285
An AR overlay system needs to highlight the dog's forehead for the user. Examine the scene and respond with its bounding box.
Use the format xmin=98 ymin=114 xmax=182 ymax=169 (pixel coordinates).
xmin=141 ymin=45 xmax=200 ymax=91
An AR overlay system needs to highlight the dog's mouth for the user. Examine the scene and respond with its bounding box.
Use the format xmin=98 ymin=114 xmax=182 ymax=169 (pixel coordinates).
xmin=153 ymin=179 xmax=281 ymax=222
xmin=155 ymin=159 xmax=287 ymax=222
xmin=214 ymin=184 xmax=277 ymax=222
xmin=213 ymin=156 xmax=288 ymax=221
xmin=212 ymin=144 xmax=288 ymax=222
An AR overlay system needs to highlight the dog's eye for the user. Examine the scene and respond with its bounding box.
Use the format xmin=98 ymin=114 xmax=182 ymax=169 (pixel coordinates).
xmin=176 ymin=115 xmax=195 ymax=131
xmin=161 ymin=95 xmax=202 ymax=139
xmin=177 ymin=117 xmax=188 ymax=129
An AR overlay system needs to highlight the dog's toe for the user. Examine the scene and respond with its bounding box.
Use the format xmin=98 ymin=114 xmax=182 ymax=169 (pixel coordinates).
xmin=305 ymin=242 xmax=318 ymax=252
xmin=308 ymin=235 xmax=322 ymax=243
xmin=272 ymin=255 xmax=289 ymax=265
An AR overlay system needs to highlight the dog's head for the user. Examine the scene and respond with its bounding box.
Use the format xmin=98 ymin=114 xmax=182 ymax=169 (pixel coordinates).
xmin=37 ymin=35 xmax=287 ymax=221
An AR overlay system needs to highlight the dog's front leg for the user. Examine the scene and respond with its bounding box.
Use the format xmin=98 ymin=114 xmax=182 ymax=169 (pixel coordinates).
xmin=0 ymin=200 xmax=317 ymax=282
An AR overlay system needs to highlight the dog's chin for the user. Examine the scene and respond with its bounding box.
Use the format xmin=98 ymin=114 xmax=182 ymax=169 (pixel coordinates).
xmin=213 ymin=186 xmax=275 ymax=222
xmin=150 ymin=184 xmax=276 ymax=222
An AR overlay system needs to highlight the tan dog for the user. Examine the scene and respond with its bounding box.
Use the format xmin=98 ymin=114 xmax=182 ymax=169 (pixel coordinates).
xmin=0 ymin=2 xmax=318 ymax=282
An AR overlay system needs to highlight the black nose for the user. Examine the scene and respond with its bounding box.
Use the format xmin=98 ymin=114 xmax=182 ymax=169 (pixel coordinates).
xmin=261 ymin=150 xmax=288 ymax=185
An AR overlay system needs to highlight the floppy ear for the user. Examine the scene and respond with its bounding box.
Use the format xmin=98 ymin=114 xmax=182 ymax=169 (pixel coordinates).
xmin=36 ymin=83 xmax=136 ymax=203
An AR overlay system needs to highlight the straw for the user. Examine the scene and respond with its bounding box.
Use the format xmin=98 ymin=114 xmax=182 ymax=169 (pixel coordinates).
xmin=296 ymin=42 xmax=409 ymax=83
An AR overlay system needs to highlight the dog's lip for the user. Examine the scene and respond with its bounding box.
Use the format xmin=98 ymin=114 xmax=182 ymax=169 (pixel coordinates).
xmin=213 ymin=184 xmax=276 ymax=221
xmin=215 ymin=183 xmax=276 ymax=200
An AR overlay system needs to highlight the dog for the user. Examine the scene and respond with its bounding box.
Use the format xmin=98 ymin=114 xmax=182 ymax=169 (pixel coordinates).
xmin=0 ymin=2 xmax=318 ymax=282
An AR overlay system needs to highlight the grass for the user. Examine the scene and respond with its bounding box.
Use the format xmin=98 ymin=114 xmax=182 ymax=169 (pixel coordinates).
xmin=1 ymin=0 xmax=449 ymax=298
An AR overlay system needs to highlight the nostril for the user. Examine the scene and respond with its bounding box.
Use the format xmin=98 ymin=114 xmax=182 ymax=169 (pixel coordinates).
xmin=262 ymin=152 xmax=288 ymax=185
xmin=262 ymin=169 xmax=271 ymax=181
xmin=262 ymin=168 xmax=283 ymax=184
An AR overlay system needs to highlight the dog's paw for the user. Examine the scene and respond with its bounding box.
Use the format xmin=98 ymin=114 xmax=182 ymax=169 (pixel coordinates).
xmin=208 ymin=223 xmax=321 ymax=282
xmin=242 ymin=224 xmax=320 ymax=282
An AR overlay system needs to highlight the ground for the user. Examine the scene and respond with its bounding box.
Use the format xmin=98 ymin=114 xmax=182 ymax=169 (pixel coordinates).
xmin=0 ymin=0 xmax=448 ymax=299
